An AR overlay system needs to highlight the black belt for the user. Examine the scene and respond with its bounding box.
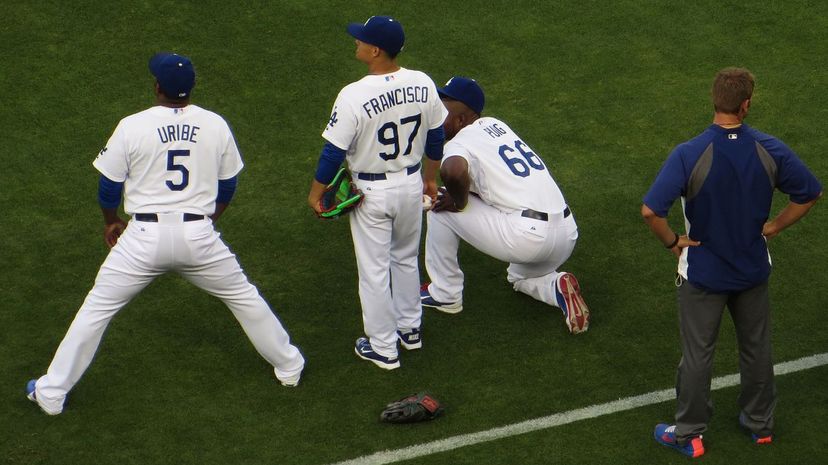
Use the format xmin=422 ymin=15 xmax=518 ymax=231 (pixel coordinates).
xmin=357 ymin=162 xmax=420 ymax=181
xmin=134 ymin=213 xmax=205 ymax=222
xmin=521 ymin=206 xmax=570 ymax=222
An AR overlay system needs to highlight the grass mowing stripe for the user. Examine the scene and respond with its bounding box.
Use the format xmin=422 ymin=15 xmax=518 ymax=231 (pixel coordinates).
xmin=329 ymin=352 xmax=828 ymax=465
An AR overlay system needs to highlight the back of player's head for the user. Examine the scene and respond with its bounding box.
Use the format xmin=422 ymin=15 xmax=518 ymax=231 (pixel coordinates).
xmin=438 ymin=76 xmax=485 ymax=115
xmin=149 ymin=52 xmax=196 ymax=100
xmin=712 ymin=67 xmax=754 ymax=114
xmin=347 ymin=16 xmax=405 ymax=58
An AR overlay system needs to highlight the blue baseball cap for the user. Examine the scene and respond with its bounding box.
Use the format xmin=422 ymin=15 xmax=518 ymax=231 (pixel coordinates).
xmin=347 ymin=16 xmax=405 ymax=56
xmin=438 ymin=76 xmax=485 ymax=115
xmin=149 ymin=52 xmax=195 ymax=99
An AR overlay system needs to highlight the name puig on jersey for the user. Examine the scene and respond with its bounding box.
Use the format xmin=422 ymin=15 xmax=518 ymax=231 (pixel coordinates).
xmin=362 ymin=86 xmax=429 ymax=119
xmin=157 ymin=124 xmax=200 ymax=144
xmin=483 ymin=123 xmax=507 ymax=139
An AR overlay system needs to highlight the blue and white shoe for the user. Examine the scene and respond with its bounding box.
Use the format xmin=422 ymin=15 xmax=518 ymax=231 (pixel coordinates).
xmin=555 ymin=272 xmax=590 ymax=334
xmin=354 ymin=337 xmax=400 ymax=370
xmin=397 ymin=328 xmax=422 ymax=350
xmin=25 ymin=378 xmax=62 ymax=415
xmin=420 ymin=283 xmax=463 ymax=314
xmin=26 ymin=379 xmax=37 ymax=402
xmin=654 ymin=423 xmax=705 ymax=458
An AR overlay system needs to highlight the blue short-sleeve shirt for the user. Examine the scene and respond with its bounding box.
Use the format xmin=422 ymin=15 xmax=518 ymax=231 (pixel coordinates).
xmin=643 ymin=123 xmax=821 ymax=292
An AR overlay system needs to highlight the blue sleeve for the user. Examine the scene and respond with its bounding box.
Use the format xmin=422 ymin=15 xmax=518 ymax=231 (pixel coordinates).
xmin=216 ymin=176 xmax=238 ymax=204
xmin=98 ymin=175 xmax=124 ymax=209
xmin=762 ymin=139 xmax=823 ymax=203
xmin=642 ymin=146 xmax=688 ymax=217
xmin=425 ymin=126 xmax=445 ymax=161
xmin=314 ymin=142 xmax=347 ymax=184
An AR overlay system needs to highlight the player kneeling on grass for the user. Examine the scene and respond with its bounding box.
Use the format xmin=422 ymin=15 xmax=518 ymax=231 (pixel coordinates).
xmin=420 ymin=77 xmax=590 ymax=334
xmin=26 ymin=52 xmax=305 ymax=415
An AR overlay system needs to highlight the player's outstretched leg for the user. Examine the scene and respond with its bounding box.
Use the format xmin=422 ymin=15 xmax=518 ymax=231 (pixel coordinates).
xmin=180 ymin=237 xmax=305 ymax=387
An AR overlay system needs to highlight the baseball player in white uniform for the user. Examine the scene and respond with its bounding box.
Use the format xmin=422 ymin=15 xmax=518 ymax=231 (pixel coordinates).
xmin=421 ymin=77 xmax=590 ymax=334
xmin=26 ymin=53 xmax=305 ymax=415
xmin=307 ymin=16 xmax=447 ymax=369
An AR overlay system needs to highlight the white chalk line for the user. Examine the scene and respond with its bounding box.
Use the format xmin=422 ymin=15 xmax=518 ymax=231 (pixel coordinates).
xmin=329 ymin=352 xmax=828 ymax=465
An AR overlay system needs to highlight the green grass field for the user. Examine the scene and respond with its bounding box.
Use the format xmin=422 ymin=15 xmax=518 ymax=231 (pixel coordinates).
xmin=2 ymin=1 xmax=826 ymax=464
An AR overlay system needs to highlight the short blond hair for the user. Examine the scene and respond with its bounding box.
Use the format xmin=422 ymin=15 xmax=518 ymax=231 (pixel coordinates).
xmin=712 ymin=67 xmax=755 ymax=114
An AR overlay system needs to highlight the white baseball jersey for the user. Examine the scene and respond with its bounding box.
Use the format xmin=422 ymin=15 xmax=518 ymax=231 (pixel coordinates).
xmin=444 ymin=116 xmax=566 ymax=214
xmin=323 ymin=67 xmax=447 ymax=174
xmin=93 ymin=105 xmax=243 ymax=215
xmin=425 ymin=116 xmax=579 ymax=315
xmin=30 ymin=103 xmax=304 ymax=415
xmin=321 ymin=68 xmax=446 ymax=360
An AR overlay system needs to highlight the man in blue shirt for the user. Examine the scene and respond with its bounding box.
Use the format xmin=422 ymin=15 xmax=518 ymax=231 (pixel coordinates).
xmin=642 ymin=67 xmax=821 ymax=458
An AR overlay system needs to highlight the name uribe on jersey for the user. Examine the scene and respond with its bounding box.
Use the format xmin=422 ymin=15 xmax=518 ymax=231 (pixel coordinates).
xmin=155 ymin=123 xmax=199 ymax=142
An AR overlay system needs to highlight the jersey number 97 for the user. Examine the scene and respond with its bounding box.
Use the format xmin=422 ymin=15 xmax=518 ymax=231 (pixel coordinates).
xmin=376 ymin=113 xmax=422 ymax=160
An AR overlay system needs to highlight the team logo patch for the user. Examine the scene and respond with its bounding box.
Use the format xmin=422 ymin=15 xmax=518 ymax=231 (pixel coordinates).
xmin=328 ymin=107 xmax=339 ymax=128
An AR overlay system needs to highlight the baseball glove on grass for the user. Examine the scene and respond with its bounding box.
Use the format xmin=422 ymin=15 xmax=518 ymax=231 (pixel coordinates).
xmin=380 ymin=392 xmax=444 ymax=423
xmin=319 ymin=167 xmax=363 ymax=219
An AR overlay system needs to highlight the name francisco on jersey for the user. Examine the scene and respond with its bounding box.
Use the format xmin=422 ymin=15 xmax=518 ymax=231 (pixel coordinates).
xmin=362 ymin=86 xmax=429 ymax=119
xmin=157 ymin=124 xmax=200 ymax=143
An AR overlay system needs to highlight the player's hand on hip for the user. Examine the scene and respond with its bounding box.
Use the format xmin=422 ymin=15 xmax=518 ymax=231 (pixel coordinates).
xmin=104 ymin=219 xmax=127 ymax=248
xmin=670 ymin=235 xmax=701 ymax=258
xmin=762 ymin=221 xmax=780 ymax=240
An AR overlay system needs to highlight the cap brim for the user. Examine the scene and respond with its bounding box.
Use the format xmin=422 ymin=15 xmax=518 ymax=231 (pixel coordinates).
xmin=438 ymin=88 xmax=460 ymax=102
xmin=346 ymin=23 xmax=371 ymax=44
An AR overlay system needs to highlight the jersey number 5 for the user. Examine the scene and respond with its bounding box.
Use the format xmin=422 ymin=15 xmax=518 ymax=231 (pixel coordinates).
xmin=166 ymin=149 xmax=190 ymax=191
xmin=377 ymin=113 xmax=422 ymax=160
xmin=498 ymin=140 xmax=545 ymax=177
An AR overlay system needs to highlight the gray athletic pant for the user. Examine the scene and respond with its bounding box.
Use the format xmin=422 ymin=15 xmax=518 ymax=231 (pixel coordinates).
xmin=674 ymin=279 xmax=777 ymax=443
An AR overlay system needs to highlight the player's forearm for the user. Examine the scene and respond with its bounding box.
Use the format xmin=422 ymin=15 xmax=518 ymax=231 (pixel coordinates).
xmin=763 ymin=194 xmax=821 ymax=238
xmin=422 ymin=158 xmax=440 ymax=198
xmin=211 ymin=203 xmax=228 ymax=222
xmin=101 ymin=207 xmax=123 ymax=225
xmin=442 ymin=175 xmax=469 ymax=210
xmin=641 ymin=205 xmax=678 ymax=247
xmin=440 ymin=157 xmax=470 ymax=210
xmin=308 ymin=179 xmax=327 ymax=213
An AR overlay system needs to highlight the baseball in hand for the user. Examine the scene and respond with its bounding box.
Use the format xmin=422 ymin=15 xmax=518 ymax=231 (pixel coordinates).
xmin=422 ymin=194 xmax=433 ymax=211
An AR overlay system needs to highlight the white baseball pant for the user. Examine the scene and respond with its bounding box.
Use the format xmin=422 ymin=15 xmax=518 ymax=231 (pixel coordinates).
xmin=349 ymin=168 xmax=424 ymax=359
xmin=425 ymin=195 xmax=579 ymax=306
xmin=32 ymin=214 xmax=304 ymax=414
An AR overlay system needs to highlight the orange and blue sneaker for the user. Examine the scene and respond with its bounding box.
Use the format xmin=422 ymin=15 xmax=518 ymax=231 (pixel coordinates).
xmin=739 ymin=414 xmax=773 ymax=444
xmin=654 ymin=423 xmax=705 ymax=458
